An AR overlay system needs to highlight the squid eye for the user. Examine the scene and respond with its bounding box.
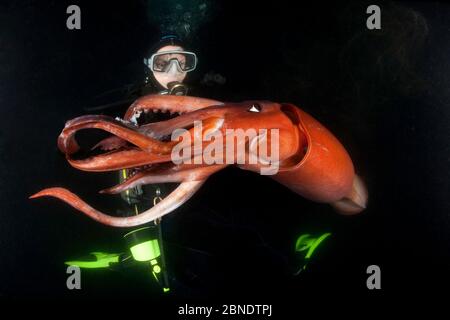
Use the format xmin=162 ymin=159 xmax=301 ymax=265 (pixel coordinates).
xmin=248 ymin=103 xmax=261 ymax=113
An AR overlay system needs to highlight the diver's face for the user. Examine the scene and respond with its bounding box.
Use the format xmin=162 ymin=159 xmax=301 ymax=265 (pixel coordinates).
xmin=152 ymin=45 xmax=187 ymax=89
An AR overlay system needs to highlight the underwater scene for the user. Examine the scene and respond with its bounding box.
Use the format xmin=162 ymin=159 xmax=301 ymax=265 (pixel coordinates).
xmin=0 ymin=0 xmax=448 ymax=313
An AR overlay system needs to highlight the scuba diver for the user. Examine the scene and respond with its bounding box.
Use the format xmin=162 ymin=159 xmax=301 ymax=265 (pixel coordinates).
xmin=67 ymin=35 xmax=198 ymax=294
xmin=67 ymin=34 xmax=332 ymax=297
xmin=116 ymin=35 xmax=198 ymax=292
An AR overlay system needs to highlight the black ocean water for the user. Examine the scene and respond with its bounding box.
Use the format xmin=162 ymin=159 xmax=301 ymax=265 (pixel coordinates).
xmin=0 ymin=0 xmax=448 ymax=309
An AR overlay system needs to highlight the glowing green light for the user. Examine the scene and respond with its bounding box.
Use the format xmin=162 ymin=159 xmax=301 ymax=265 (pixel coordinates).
xmin=306 ymin=233 xmax=330 ymax=259
xmin=153 ymin=265 xmax=161 ymax=273
xmin=295 ymin=233 xmax=331 ymax=259
xmin=295 ymin=234 xmax=313 ymax=251
xmin=65 ymin=252 xmax=120 ymax=269
xmin=163 ymin=287 xmax=170 ymax=293
xmin=293 ymin=233 xmax=331 ymax=275
xmin=130 ymin=239 xmax=160 ymax=261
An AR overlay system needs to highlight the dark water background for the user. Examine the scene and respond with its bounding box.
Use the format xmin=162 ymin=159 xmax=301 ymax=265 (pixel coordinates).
xmin=0 ymin=0 xmax=448 ymax=308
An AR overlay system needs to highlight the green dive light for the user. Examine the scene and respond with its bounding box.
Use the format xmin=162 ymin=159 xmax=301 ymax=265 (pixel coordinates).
xmin=129 ymin=239 xmax=161 ymax=262
xmin=124 ymin=226 xmax=170 ymax=293
xmin=124 ymin=227 xmax=161 ymax=262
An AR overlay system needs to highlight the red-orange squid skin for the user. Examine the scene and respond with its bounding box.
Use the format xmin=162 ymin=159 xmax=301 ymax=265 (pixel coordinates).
xmin=271 ymin=104 xmax=355 ymax=204
xmin=30 ymin=95 xmax=367 ymax=227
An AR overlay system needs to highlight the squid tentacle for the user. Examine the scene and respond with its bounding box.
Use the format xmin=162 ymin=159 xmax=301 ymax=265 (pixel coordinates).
xmin=100 ymin=164 xmax=227 ymax=194
xmin=29 ymin=181 xmax=206 ymax=227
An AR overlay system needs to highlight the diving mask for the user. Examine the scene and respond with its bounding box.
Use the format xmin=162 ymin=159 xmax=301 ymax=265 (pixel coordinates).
xmin=145 ymin=50 xmax=197 ymax=73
